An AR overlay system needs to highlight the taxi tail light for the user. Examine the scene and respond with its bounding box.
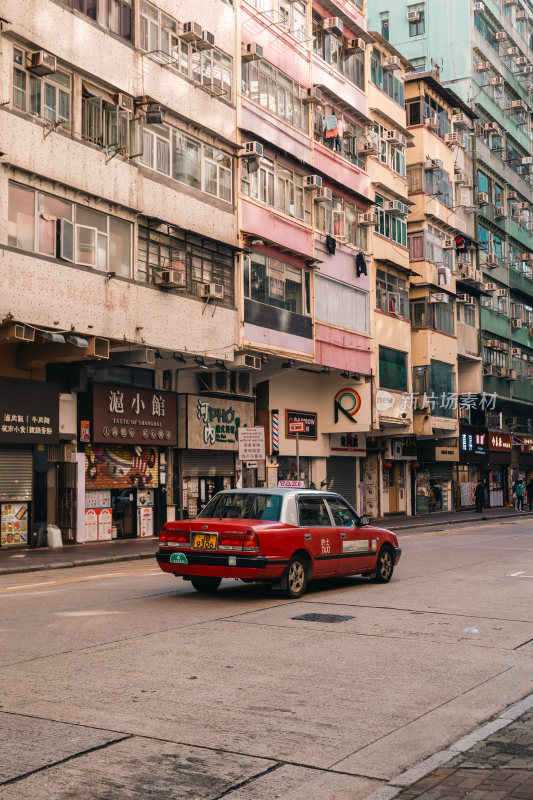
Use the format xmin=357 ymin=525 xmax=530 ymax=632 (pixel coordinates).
xmin=243 ymin=530 xmax=260 ymax=552
xmin=159 ymin=524 xmax=168 ymax=545
xmin=218 ymin=532 xmax=245 ymax=550
xmin=166 ymin=530 xmax=190 ymax=545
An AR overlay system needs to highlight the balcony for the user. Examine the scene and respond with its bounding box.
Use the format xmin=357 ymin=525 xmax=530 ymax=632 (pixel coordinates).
xmin=312 ymin=139 xmax=369 ymax=198
xmin=241 ymin=199 xmax=314 ymax=259
xmin=243 ymin=300 xmax=313 ymax=356
xmin=312 ymin=57 xmax=367 ymax=120
xmin=315 ymin=323 xmax=371 ymax=372
xmin=508 ymin=266 xmax=533 ymax=296
xmin=480 ymin=307 xmax=511 ymax=338
xmin=241 ymin=100 xmax=312 ymax=165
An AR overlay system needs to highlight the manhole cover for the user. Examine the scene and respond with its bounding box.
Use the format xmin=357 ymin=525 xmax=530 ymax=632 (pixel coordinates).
xmin=292 ymin=613 xmax=354 ymax=623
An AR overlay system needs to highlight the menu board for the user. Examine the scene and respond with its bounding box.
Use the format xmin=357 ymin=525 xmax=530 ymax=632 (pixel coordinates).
xmin=1 ymin=502 xmax=29 ymax=546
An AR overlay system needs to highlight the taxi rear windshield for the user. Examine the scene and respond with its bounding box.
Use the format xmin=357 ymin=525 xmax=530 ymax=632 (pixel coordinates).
xmin=198 ymin=493 xmax=282 ymax=521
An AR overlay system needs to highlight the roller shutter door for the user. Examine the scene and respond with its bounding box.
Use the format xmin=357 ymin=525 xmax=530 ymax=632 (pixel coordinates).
xmin=181 ymin=450 xmax=236 ymax=477
xmin=0 ymin=447 xmax=33 ymax=501
xmin=326 ymin=457 xmax=357 ymax=508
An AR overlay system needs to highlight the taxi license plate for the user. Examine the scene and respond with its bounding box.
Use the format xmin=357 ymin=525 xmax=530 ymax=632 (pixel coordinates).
xmin=193 ymin=533 xmax=217 ymax=550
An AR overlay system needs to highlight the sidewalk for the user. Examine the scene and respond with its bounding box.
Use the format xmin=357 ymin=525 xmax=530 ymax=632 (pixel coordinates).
xmin=0 ymin=506 xmax=530 ymax=576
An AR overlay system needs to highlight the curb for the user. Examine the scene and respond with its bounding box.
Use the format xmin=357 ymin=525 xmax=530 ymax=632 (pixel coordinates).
xmin=362 ymin=692 xmax=533 ymax=800
xmin=0 ymin=550 xmax=156 ymax=576
xmin=384 ymin=510 xmax=533 ymax=533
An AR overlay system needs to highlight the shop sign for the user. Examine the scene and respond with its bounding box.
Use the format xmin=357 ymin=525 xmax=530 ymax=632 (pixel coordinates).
xmin=436 ymin=446 xmax=459 ymax=461
xmin=515 ymin=434 xmax=533 ymax=453
xmin=286 ymin=410 xmax=317 ymax=440
xmin=489 ymin=433 xmax=512 ymax=451
xmin=93 ymin=384 xmax=177 ymax=446
xmin=179 ymin=395 xmax=254 ymax=451
xmin=238 ymin=426 xmax=265 ymax=462
xmin=330 ymin=433 xmax=366 ymax=454
xmin=459 ymin=426 xmax=488 ymax=462
xmin=80 ymin=420 xmax=91 ymax=443
xmin=401 ymin=437 xmax=418 ymax=458
xmin=334 ymin=388 xmax=361 ymax=424
xmin=0 ymin=377 xmax=59 ymax=444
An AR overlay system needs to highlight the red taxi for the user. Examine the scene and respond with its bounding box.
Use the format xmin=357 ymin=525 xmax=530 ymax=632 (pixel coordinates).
xmin=156 ymin=489 xmax=401 ymax=598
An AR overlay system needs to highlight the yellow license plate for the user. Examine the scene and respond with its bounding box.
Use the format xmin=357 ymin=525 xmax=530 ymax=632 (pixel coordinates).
xmin=193 ymin=533 xmax=217 ymax=550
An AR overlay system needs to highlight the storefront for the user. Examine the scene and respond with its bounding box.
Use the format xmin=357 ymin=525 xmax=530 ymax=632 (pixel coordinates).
xmin=458 ymin=425 xmax=488 ymax=509
xmin=327 ymin=432 xmax=367 ymax=511
xmin=487 ymin=433 xmax=512 ymax=508
xmin=81 ymin=384 xmax=176 ymax=540
xmin=0 ymin=377 xmax=60 ymax=547
xmin=176 ymin=394 xmax=255 ymax=518
xmin=416 ymin=441 xmax=459 ymax=513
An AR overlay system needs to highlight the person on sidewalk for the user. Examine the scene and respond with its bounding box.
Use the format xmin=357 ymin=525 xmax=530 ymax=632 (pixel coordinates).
xmin=512 ymin=479 xmax=525 ymax=511
xmin=474 ymin=479 xmax=485 ymax=513
xmin=526 ymin=478 xmax=533 ymax=511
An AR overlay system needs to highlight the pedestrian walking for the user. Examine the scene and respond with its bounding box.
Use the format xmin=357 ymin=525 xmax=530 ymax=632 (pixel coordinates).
xmin=474 ymin=479 xmax=485 ymax=513
xmin=513 ymin=479 xmax=525 ymax=512
xmin=526 ymin=478 xmax=533 ymax=511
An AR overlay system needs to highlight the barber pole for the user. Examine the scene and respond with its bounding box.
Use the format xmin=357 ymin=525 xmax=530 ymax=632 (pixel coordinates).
xmin=272 ymin=409 xmax=279 ymax=453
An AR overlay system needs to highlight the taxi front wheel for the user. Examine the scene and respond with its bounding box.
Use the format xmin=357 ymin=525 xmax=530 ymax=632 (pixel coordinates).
xmin=282 ymin=556 xmax=308 ymax=599
xmin=372 ymin=547 xmax=394 ymax=583
xmin=191 ymin=576 xmax=222 ymax=594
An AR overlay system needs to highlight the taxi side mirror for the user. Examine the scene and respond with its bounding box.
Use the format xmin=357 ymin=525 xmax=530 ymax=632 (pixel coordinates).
xmin=359 ymin=515 xmax=371 ymax=527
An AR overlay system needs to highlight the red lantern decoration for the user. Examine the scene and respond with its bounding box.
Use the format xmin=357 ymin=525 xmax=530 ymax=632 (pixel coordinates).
xmin=383 ymin=461 xmax=393 ymax=469
xmin=410 ymin=462 xmax=420 ymax=469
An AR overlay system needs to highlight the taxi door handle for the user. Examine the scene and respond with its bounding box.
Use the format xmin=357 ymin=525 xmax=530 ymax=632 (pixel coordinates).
xmin=340 ymin=532 xmax=347 ymax=539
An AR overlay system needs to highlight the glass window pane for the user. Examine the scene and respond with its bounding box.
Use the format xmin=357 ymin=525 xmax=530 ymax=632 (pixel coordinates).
xmin=44 ymin=83 xmax=56 ymax=122
xmin=109 ymin=216 xmax=132 ymax=277
xmin=379 ymin=346 xmax=407 ymax=392
xmin=29 ymin=76 xmax=41 ymax=116
xmin=8 ymin=183 xmax=35 ymax=250
xmin=13 ymin=67 xmax=26 ymax=111
xmin=76 ymin=206 xmax=107 ymax=232
xmin=77 ymin=225 xmax=96 ymax=265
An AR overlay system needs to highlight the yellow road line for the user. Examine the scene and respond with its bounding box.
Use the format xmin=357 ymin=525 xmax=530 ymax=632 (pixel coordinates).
xmin=0 ymin=570 xmax=151 ymax=594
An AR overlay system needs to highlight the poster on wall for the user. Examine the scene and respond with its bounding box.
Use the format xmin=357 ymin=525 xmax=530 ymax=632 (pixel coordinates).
xmin=85 ymin=445 xmax=159 ymax=490
xmin=1 ymin=502 xmax=28 ymax=546
xmin=138 ymin=506 xmax=154 ymax=538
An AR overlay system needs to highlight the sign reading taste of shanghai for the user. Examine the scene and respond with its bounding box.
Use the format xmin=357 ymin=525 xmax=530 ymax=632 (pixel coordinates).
xmin=178 ymin=395 xmax=255 ymax=450
xmin=92 ymin=384 xmax=177 ymax=446
xmin=0 ymin=377 xmax=59 ymax=444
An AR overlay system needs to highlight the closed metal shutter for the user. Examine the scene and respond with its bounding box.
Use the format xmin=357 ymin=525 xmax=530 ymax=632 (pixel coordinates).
xmin=426 ymin=464 xmax=455 ymax=481
xmin=181 ymin=450 xmax=236 ymax=477
xmin=0 ymin=447 xmax=33 ymax=501
xmin=327 ymin=457 xmax=357 ymax=508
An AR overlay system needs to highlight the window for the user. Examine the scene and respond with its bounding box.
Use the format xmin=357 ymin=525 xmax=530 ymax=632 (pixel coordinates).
xmin=8 ymin=181 xmax=132 ymax=277
xmin=326 ymin=497 xmax=358 ymax=526
xmin=244 ymin=253 xmax=309 ymax=316
xmin=82 ymin=84 xmax=142 ymax=156
xmin=298 ymin=497 xmax=332 ymax=527
xmin=430 ymin=360 xmax=455 ymax=417
xmin=371 ymin=123 xmax=406 ymax=174
xmin=312 ymin=13 xmax=365 ymax=90
xmin=477 ymin=170 xmax=490 ymax=195
xmin=409 ymin=10 xmax=425 ymax=37
xmin=370 ymin=49 xmax=405 ymax=107
xmin=374 ymin=195 xmax=407 ymax=246
xmin=411 ymin=298 xmax=454 ymax=335
xmin=138 ymin=122 xmax=233 ymax=202
xmin=59 ymin=0 xmax=132 ymax=41
xmin=279 ymin=0 xmax=308 ymax=43
xmin=138 ymin=224 xmax=235 ymax=303
xmin=314 ymin=194 xmax=367 ymax=249
xmin=199 ymin=493 xmax=282 ymax=520
xmin=141 ymin=1 xmax=177 ymax=56
xmin=425 ymin=168 xmax=453 ymax=207
xmin=381 ymin=17 xmax=390 ymax=41
xmin=376 ymin=269 xmax=409 ymax=318
xmin=407 ymin=94 xmax=450 ymax=137
xmin=13 ymin=49 xmax=71 ymax=126
xmin=243 ymin=156 xmax=310 ymax=222
xmin=379 ymin=346 xmax=408 ymax=392
xmin=242 ymin=58 xmax=309 ymax=132
xmin=315 ymin=275 xmax=369 ymax=333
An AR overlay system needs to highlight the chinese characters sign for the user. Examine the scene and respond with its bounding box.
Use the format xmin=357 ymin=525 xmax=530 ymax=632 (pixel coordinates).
xmin=179 ymin=395 xmax=254 ymax=450
xmin=489 ymin=433 xmax=512 ymax=451
xmin=92 ymin=384 xmax=177 ymax=446
xmin=238 ymin=427 xmax=265 ymax=462
xmin=459 ymin=426 xmax=488 ymax=463
xmin=0 ymin=377 xmax=59 ymax=444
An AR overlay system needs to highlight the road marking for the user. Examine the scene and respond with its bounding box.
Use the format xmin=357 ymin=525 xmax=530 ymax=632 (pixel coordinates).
xmin=508 ymin=571 xmax=526 ymax=576
xmin=2 ymin=581 xmax=56 ymax=591
xmin=0 ymin=571 xmax=132 ymax=594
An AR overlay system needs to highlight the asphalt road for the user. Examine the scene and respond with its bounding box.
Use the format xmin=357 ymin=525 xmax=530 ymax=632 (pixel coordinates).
xmin=1 ymin=517 xmax=532 ymax=799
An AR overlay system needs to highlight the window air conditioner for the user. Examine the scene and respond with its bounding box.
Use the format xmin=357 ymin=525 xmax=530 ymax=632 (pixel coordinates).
xmin=233 ymin=354 xmax=262 ymax=370
xmin=485 ymin=365 xmax=497 ymax=376
xmin=425 ymin=157 xmax=443 ymax=170
xmin=497 ymin=288 xmax=508 ymax=297
xmin=473 ymin=1 xmax=485 ymax=10
xmin=520 ymin=252 xmax=533 ymax=261
xmin=315 ymin=187 xmax=332 ymax=202
xmin=28 ymin=51 xmax=57 ymax=76
xmin=243 ymin=141 xmax=263 ymax=157
xmin=508 ymin=190 xmax=517 ymax=199
xmin=512 ymin=347 xmax=522 ymax=357
xmin=443 ymin=238 xmax=454 ymax=249
xmin=508 ymin=369 xmax=518 ymax=380
xmin=495 ymin=207 xmax=507 ymax=218
xmin=506 ymin=47 xmax=520 ymax=56
xmin=452 ymin=113 xmax=471 ymax=128
xmin=486 ymin=339 xmax=498 ymax=348
xmin=383 ymin=56 xmax=402 ymax=70
xmin=322 ymin=17 xmax=344 ymax=36
xmin=304 ymin=175 xmax=323 ymax=189
xmin=242 ymin=43 xmax=263 ymax=62
xmin=478 ymin=192 xmax=490 ymax=204
xmin=490 ymin=77 xmax=504 ymax=86
xmin=509 ymin=99 xmax=526 ymax=111
xmin=386 ymin=130 xmax=406 ymax=146
xmin=444 ymin=133 xmax=463 ymax=146
xmin=495 ymin=31 xmax=508 ymax=42
xmin=429 ymin=293 xmax=448 ymax=303
xmin=424 ymin=116 xmax=439 ymax=130
xmin=457 ymin=294 xmax=468 ymax=303
xmin=346 ymin=38 xmax=366 ymax=54
xmin=359 ymin=212 xmax=378 ymax=226
xmin=302 ymin=87 xmax=323 ymax=104
xmin=180 ymin=21 xmax=203 ymax=42
xmin=407 ymin=11 xmax=420 ymax=21
xmin=484 ymin=122 xmax=500 ymax=133
xmin=521 ymin=157 xmax=533 ymax=166
xmin=197 ymin=282 xmax=224 ymax=299
xmin=521 ymin=65 xmax=533 ymax=75
xmin=484 ymin=283 xmax=496 ymax=292
xmin=114 ymin=93 xmax=134 ymax=112
xmin=385 ymin=200 xmax=406 ymax=216
xmin=515 ymin=56 xmax=528 ymax=66
xmin=154 ymin=269 xmax=186 ymax=289
xmin=476 ymin=60 xmax=490 ymax=72
xmin=464 ymin=296 xmax=476 ymax=305
xmin=517 ymin=9 xmax=527 ymax=18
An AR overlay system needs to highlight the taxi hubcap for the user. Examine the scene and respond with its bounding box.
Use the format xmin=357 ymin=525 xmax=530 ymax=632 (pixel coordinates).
xmin=288 ymin=562 xmax=305 ymax=592
xmin=380 ymin=551 xmax=392 ymax=578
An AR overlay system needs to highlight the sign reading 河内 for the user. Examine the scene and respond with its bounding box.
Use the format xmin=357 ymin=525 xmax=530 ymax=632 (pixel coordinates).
xmin=238 ymin=426 xmax=265 ymax=462
xmin=179 ymin=395 xmax=255 ymax=450
xmin=92 ymin=384 xmax=177 ymax=446
xmin=285 ymin=410 xmax=317 ymax=440
xmin=0 ymin=377 xmax=59 ymax=444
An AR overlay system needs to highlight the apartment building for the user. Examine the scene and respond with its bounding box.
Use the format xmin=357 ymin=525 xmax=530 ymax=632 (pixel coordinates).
xmin=370 ymin=0 xmax=533 ymax=508
xmin=238 ymin=0 xmax=374 ymax=509
xmin=0 ymin=0 xmax=242 ymax=544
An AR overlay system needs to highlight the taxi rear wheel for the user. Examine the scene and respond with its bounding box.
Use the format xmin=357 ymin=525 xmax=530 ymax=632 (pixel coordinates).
xmin=373 ymin=546 xmax=394 ymax=583
xmin=282 ymin=556 xmax=308 ymax=599
xmin=190 ymin=576 xmax=222 ymax=594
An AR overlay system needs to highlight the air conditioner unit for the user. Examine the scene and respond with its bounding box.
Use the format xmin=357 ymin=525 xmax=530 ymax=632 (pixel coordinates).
xmin=359 ymin=212 xmax=378 ymax=226
xmin=495 ymin=31 xmax=508 ymax=42
xmin=304 ymin=175 xmax=323 ymax=189
xmin=383 ymin=56 xmax=402 ymax=71
xmin=509 ymin=99 xmax=527 ymax=111
xmin=484 ymin=283 xmax=497 ymax=292
xmin=508 ymin=369 xmax=518 ymax=380
xmin=484 ymin=122 xmax=500 ymax=133
xmin=464 ymin=296 xmax=476 ymax=305
xmin=233 ymin=354 xmax=262 ymax=371
xmin=429 ymin=293 xmax=448 ymax=303
xmin=506 ymin=47 xmax=520 ymax=56
xmin=521 ymin=65 xmax=533 ymax=75
xmin=512 ymin=318 xmax=523 ymax=329
xmin=478 ymin=192 xmax=490 ymax=204
xmin=0 ymin=323 xmax=35 ymax=343
xmin=361 ymin=139 xmax=379 ymax=155
xmin=454 ymin=172 xmax=469 ymax=185
xmin=495 ymin=207 xmax=507 ymax=219
xmin=303 ymin=87 xmax=323 ymax=105
xmin=473 ymin=1 xmax=485 ymax=9
xmin=346 ymin=38 xmax=366 ymax=53
xmin=242 ymin=43 xmax=263 ymax=62
xmin=520 ymin=252 xmax=533 ymax=261
xmin=443 ymin=238 xmax=454 ymax=249
xmin=515 ymin=56 xmax=528 ymax=66
xmin=181 ymin=21 xmax=203 ymax=42
xmin=385 ymin=200 xmax=406 ymax=216
xmin=407 ymin=11 xmax=420 ymax=21
xmin=490 ymin=76 xmax=505 ymax=86
xmin=425 ymin=116 xmax=439 ymax=130
xmin=517 ymin=9 xmax=527 ymax=19
xmin=315 ymin=187 xmax=332 ymax=202
xmin=243 ymin=141 xmax=263 ymax=157
xmin=500 ymin=366 xmax=509 ymax=377
xmin=322 ymin=17 xmax=344 ymax=36
xmin=386 ymin=130 xmax=406 ymax=146
xmin=485 ymin=365 xmax=498 ymax=376
xmin=113 ymin=93 xmax=134 ymax=112
xmin=457 ymin=293 xmax=468 ymax=303
xmin=512 ymin=347 xmax=522 ymax=356
xmin=28 ymin=50 xmax=57 ymax=76
xmin=444 ymin=133 xmax=462 ymax=146
xmin=486 ymin=339 xmax=498 ymax=348
xmin=425 ymin=157 xmax=443 ymax=170
xmin=476 ymin=60 xmax=490 ymax=72
xmin=521 ymin=158 xmax=533 ymax=166
xmin=452 ymin=113 xmax=471 ymax=129
xmin=154 ymin=269 xmax=186 ymax=289
xmin=508 ymin=190 xmax=517 ymax=200
xmin=197 ymin=282 xmax=224 ymax=299
xmin=497 ymin=288 xmax=508 ymax=297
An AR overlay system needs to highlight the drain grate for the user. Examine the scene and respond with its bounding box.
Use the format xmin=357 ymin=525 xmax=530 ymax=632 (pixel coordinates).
xmin=292 ymin=612 xmax=354 ymax=623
